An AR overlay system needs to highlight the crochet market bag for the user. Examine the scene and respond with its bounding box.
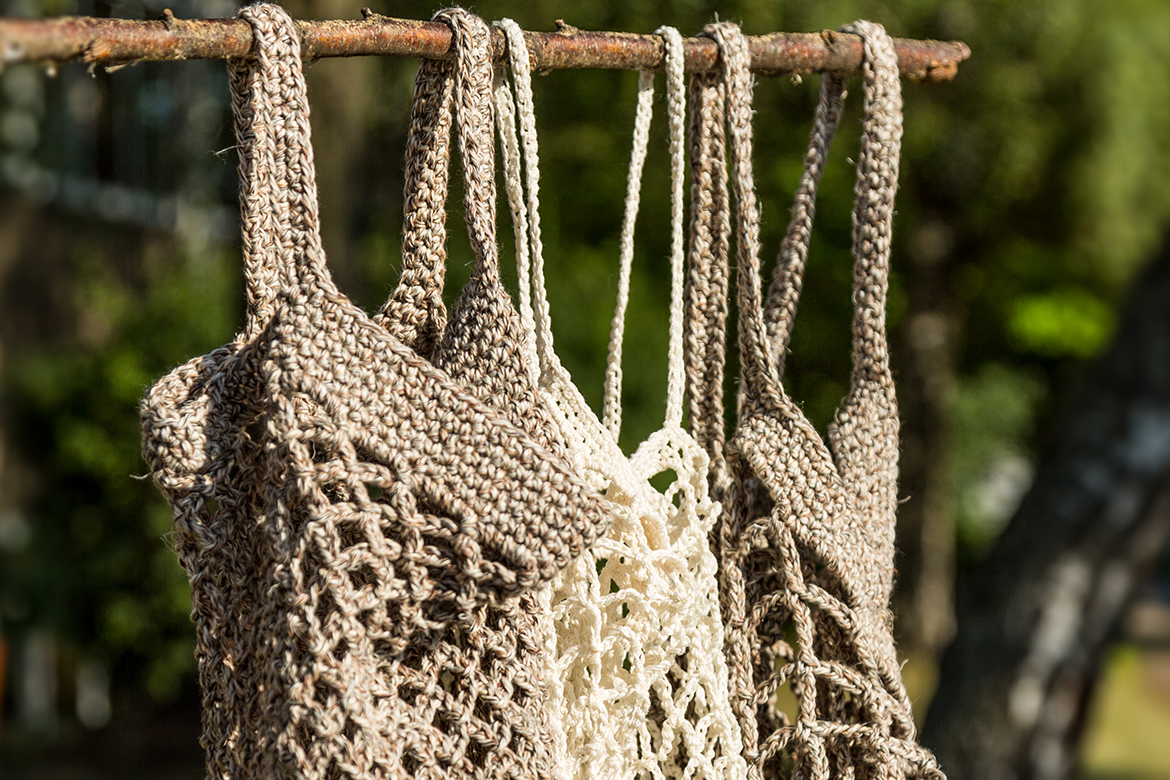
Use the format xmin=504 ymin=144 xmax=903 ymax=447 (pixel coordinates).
xmin=688 ymin=21 xmax=945 ymax=780
xmin=140 ymin=5 xmax=607 ymax=779
xmin=376 ymin=9 xmax=589 ymax=778
xmin=493 ymin=21 xmax=746 ymax=779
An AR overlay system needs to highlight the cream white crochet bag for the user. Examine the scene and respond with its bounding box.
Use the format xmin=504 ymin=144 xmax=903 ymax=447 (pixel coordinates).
xmin=493 ymin=20 xmax=747 ymax=780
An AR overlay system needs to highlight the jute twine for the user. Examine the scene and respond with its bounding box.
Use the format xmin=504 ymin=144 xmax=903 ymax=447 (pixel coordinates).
xmin=684 ymin=20 xmax=947 ymax=780
xmin=141 ymin=6 xmax=608 ymax=778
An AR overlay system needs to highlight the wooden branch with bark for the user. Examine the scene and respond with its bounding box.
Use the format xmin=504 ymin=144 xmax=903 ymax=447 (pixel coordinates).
xmin=0 ymin=9 xmax=970 ymax=82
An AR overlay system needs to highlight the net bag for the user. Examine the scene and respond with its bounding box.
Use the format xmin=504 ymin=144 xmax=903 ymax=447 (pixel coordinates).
xmin=140 ymin=6 xmax=607 ymax=779
xmin=687 ymin=21 xmax=946 ymax=780
xmin=493 ymin=20 xmax=746 ymax=780
xmin=375 ymin=9 xmax=596 ymax=778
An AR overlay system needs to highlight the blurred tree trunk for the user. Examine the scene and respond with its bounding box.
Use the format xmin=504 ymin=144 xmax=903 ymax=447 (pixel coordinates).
xmin=922 ymin=235 xmax=1170 ymax=780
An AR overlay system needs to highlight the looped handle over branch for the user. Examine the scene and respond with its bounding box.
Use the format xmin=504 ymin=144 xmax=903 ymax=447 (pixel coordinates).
xmin=602 ymin=26 xmax=688 ymax=440
xmin=840 ymin=20 xmax=902 ymax=391
xmin=377 ymin=8 xmax=501 ymax=354
xmin=232 ymin=2 xmax=328 ymax=335
xmin=377 ymin=55 xmax=454 ymax=354
xmin=682 ymin=65 xmax=731 ymax=485
xmin=708 ymin=21 xmax=790 ymax=416
xmin=762 ymin=74 xmax=848 ymax=376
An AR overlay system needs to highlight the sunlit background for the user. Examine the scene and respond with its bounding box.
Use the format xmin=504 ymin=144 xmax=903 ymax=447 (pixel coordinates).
xmin=1 ymin=0 xmax=1169 ymax=777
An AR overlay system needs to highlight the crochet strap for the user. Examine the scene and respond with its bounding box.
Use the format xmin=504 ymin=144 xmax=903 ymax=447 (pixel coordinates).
xmin=683 ymin=67 xmax=731 ymax=492
xmin=494 ymin=16 xmax=565 ymax=394
xmin=600 ymin=67 xmax=655 ymax=440
xmin=761 ymin=73 xmax=848 ymax=377
xmin=438 ymin=8 xmax=500 ymax=287
xmin=709 ymin=22 xmax=790 ymax=417
xmin=842 ymin=20 xmax=901 ymax=393
xmin=493 ymin=18 xmax=540 ymax=383
xmin=602 ymin=26 xmax=688 ymax=438
xmin=659 ymin=26 xmax=689 ymax=431
xmin=378 ymin=9 xmax=503 ymax=358
xmin=377 ymin=56 xmax=454 ymax=353
xmin=827 ymin=19 xmax=904 ymax=613
xmin=232 ymin=2 xmax=328 ymax=334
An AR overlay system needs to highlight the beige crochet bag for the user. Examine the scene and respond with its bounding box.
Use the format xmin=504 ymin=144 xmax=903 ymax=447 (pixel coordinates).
xmin=140 ymin=6 xmax=607 ymax=779
xmin=687 ymin=21 xmax=946 ymax=780
xmin=493 ymin=21 xmax=746 ymax=780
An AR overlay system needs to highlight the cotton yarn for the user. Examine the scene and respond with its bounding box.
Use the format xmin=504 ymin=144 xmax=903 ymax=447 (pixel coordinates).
xmin=494 ymin=20 xmax=747 ymax=780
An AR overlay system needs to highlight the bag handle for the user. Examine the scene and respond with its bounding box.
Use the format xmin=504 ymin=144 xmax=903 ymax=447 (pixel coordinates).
xmin=658 ymin=26 xmax=689 ymax=433
xmin=231 ymin=3 xmax=331 ymax=325
xmin=838 ymin=20 xmax=901 ymax=403
xmin=376 ymin=56 xmax=454 ymax=354
xmin=495 ymin=16 xmax=670 ymax=440
xmin=761 ymin=75 xmax=849 ymax=377
xmin=682 ymin=69 xmax=731 ymax=484
xmin=600 ymin=68 xmax=656 ymax=440
xmin=377 ymin=8 xmax=500 ymax=355
xmin=825 ymin=20 xmax=904 ymax=609
xmin=684 ymin=50 xmax=848 ymax=479
xmin=439 ymin=9 xmax=501 ymax=291
xmin=707 ymin=21 xmax=790 ymax=415
xmin=602 ymin=26 xmax=688 ymax=439
xmin=493 ymin=18 xmax=545 ymax=385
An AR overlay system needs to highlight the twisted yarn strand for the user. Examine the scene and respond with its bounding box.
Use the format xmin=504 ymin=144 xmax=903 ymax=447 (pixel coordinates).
xmin=761 ymin=74 xmax=848 ymax=377
xmin=683 ymin=69 xmax=731 ymax=499
xmin=376 ymin=57 xmax=454 ymax=355
xmin=602 ymin=69 xmax=655 ymax=441
xmin=658 ymin=25 xmax=689 ymax=430
xmin=493 ymin=41 xmax=540 ymax=384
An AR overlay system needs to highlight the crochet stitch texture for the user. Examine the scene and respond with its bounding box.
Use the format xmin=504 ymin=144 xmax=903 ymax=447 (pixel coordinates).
xmin=140 ymin=6 xmax=607 ymax=778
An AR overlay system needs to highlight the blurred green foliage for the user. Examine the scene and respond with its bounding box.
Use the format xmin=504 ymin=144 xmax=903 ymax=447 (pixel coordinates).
xmin=2 ymin=242 xmax=238 ymax=702
xmin=2 ymin=0 xmax=1170 ymax=722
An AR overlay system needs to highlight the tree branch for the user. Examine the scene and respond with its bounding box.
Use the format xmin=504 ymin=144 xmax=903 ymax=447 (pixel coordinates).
xmin=0 ymin=10 xmax=970 ymax=83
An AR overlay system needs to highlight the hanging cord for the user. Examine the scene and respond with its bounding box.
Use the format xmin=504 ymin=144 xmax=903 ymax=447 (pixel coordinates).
xmin=682 ymin=69 xmax=732 ymax=493
xmin=376 ymin=58 xmax=454 ymax=355
xmin=492 ymin=22 xmax=539 ymax=383
xmin=660 ymin=25 xmax=689 ymax=432
xmin=762 ymin=74 xmax=848 ymax=377
xmin=602 ymin=26 xmax=688 ymax=440
xmin=602 ymin=69 xmax=655 ymax=441
xmin=493 ymin=17 xmax=559 ymax=390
